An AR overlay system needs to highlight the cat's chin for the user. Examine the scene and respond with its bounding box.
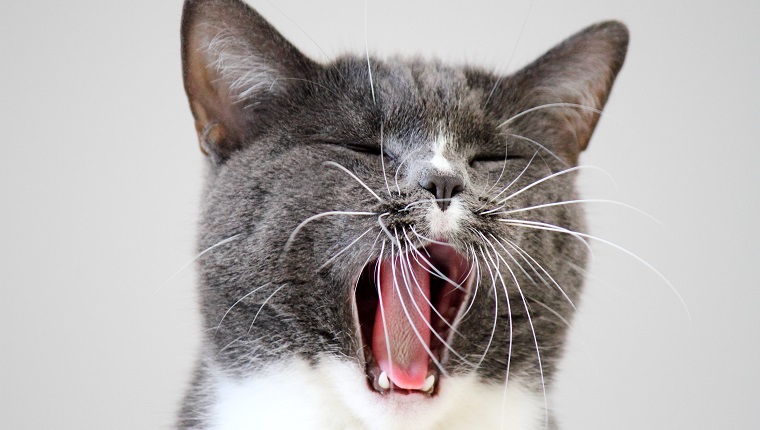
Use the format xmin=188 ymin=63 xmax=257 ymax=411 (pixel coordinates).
xmin=207 ymin=358 xmax=544 ymax=430
xmin=353 ymin=242 xmax=474 ymax=397
xmin=323 ymin=359 xmax=544 ymax=430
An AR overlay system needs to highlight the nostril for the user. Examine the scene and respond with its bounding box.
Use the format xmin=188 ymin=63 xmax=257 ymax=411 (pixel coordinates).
xmin=419 ymin=178 xmax=438 ymax=195
xmin=419 ymin=175 xmax=465 ymax=211
xmin=450 ymin=182 xmax=464 ymax=198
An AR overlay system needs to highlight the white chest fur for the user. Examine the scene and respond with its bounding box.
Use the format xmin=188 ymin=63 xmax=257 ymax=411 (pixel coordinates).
xmin=207 ymin=358 xmax=543 ymax=430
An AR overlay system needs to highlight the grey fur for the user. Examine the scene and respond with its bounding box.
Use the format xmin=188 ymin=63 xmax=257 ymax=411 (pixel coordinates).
xmin=178 ymin=0 xmax=628 ymax=427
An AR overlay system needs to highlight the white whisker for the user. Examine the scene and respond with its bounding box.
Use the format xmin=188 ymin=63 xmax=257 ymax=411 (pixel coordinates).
xmin=402 ymin=233 xmax=468 ymax=337
xmin=319 ymin=228 xmax=374 ymax=270
xmin=389 ymin=238 xmax=448 ymax=377
xmin=485 ymin=237 xmax=548 ymax=429
xmin=248 ymin=283 xmax=289 ymax=333
xmin=497 ymin=219 xmax=594 ymax=256
xmin=485 ymin=0 xmax=533 ymax=110
xmin=479 ymin=140 xmax=514 ymax=198
xmin=459 ymin=244 xmax=482 ymax=321
xmin=492 ymin=165 xmax=586 ymax=207
xmin=215 ymin=282 xmax=272 ymax=335
xmin=214 ymin=336 xmax=244 ymax=359
xmin=375 ymin=242 xmax=395 ymax=389
xmin=393 ymin=146 xmax=425 ymax=195
xmin=157 ymin=233 xmax=242 ymax=293
xmin=379 ymin=122 xmax=393 ymax=198
xmin=526 ymin=296 xmax=572 ymax=329
xmin=526 ymin=294 xmax=601 ymax=379
xmin=501 ymin=219 xmax=691 ymax=322
xmin=399 ymin=235 xmax=473 ymax=365
xmin=402 ymin=200 xmax=437 ymax=212
xmin=494 ymin=235 xmax=576 ymax=310
xmin=364 ymin=0 xmax=376 ymax=104
xmin=377 ymin=213 xmax=398 ymax=246
xmin=353 ymin=233 xmax=383 ymax=296
xmin=475 ymin=245 xmax=508 ymax=374
xmin=486 ymin=198 xmax=660 ymax=223
xmin=497 ymin=102 xmax=608 ymax=129
xmin=323 ymin=161 xmax=383 ymax=202
xmin=406 ymin=243 xmax=467 ymax=292
xmin=478 ymin=150 xmax=539 ymax=212
xmin=285 ymin=210 xmax=376 ymax=252
xmin=261 ymin=1 xmax=341 ymax=78
xmin=510 ymin=133 xmax=567 ymax=166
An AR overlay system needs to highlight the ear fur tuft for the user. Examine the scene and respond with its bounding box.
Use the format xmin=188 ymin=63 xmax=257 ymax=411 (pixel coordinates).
xmin=181 ymin=0 xmax=316 ymax=160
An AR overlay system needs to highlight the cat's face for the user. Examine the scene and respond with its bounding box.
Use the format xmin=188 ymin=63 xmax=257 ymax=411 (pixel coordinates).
xmin=179 ymin=0 xmax=627 ymax=428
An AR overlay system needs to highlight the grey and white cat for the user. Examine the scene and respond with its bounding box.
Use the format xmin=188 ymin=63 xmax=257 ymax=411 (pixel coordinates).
xmin=177 ymin=0 xmax=628 ymax=428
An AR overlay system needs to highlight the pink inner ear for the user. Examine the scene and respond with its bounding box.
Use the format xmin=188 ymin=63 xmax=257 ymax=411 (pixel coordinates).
xmin=184 ymin=30 xmax=250 ymax=158
xmin=372 ymin=255 xmax=432 ymax=390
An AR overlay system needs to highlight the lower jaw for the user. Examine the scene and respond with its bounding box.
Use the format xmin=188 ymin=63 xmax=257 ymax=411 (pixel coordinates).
xmin=366 ymin=355 xmax=440 ymax=396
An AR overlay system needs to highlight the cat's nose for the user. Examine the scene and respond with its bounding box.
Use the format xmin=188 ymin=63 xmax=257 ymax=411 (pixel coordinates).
xmin=419 ymin=175 xmax=465 ymax=211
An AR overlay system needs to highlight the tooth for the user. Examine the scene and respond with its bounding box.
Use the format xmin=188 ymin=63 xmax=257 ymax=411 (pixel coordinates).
xmin=422 ymin=374 xmax=435 ymax=392
xmin=378 ymin=371 xmax=390 ymax=390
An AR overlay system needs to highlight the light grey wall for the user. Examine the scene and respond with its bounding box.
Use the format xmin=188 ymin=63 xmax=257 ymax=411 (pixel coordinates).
xmin=1 ymin=0 xmax=757 ymax=428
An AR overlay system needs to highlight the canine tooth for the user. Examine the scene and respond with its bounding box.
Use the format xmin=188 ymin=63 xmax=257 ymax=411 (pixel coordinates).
xmin=378 ymin=371 xmax=390 ymax=390
xmin=422 ymin=374 xmax=435 ymax=392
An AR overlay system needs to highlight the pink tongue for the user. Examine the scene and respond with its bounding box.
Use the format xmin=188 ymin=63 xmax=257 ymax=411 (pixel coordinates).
xmin=372 ymin=255 xmax=431 ymax=390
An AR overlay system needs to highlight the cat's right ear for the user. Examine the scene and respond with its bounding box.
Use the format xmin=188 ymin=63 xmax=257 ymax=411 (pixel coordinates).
xmin=181 ymin=0 xmax=316 ymax=160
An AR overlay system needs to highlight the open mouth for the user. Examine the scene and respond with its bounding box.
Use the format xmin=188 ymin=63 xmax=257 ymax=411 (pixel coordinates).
xmin=355 ymin=243 xmax=473 ymax=396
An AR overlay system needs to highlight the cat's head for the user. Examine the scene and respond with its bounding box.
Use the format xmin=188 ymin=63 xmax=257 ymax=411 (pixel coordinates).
xmin=181 ymin=0 xmax=627 ymax=417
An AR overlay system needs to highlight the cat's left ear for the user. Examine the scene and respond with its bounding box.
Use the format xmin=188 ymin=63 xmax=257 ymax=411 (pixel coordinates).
xmin=181 ymin=0 xmax=317 ymax=160
xmin=505 ymin=21 xmax=629 ymax=158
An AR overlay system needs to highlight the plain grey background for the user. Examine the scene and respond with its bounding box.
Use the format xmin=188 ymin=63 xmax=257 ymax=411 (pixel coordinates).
xmin=1 ymin=0 xmax=757 ymax=428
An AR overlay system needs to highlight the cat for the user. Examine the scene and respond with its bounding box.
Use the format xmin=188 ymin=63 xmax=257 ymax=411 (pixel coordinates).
xmin=177 ymin=0 xmax=628 ymax=428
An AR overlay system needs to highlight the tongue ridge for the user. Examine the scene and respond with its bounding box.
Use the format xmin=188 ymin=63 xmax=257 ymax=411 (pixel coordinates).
xmin=372 ymin=254 xmax=431 ymax=389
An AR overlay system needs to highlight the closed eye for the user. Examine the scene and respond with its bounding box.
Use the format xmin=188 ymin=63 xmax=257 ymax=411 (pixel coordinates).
xmin=341 ymin=142 xmax=382 ymax=156
xmin=469 ymin=154 xmax=523 ymax=167
xmin=321 ymin=140 xmax=383 ymax=156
